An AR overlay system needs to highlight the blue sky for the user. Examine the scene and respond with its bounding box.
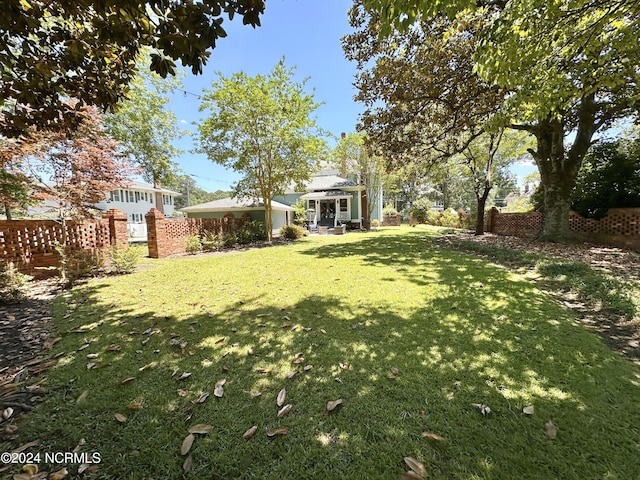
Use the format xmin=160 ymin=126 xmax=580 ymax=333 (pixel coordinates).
xmin=168 ymin=0 xmax=361 ymax=192
xmin=167 ymin=0 xmax=536 ymax=193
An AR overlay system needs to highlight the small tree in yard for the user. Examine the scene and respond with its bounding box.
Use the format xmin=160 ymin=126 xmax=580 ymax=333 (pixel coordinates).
xmin=196 ymin=60 xmax=326 ymax=242
xmin=20 ymin=105 xmax=136 ymax=283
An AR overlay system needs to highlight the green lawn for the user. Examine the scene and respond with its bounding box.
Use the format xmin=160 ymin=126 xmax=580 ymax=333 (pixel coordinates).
xmin=5 ymin=227 xmax=640 ymax=479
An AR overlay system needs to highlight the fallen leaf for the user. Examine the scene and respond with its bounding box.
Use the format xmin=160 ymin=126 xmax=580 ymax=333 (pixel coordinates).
xmin=292 ymin=357 xmax=305 ymax=364
xmin=183 ymin=454 xmax=192 ymax=473
xmin=247 ymin=347 xmax=254 ymax=355
xmin=76 ymin=390 xmax=89 ymax=404
xmin=286 ymin=371 xmax=299 ymax=379
xmin=181 ymin=433 xmax=195 ymax=455
xmin=120 ymin=377 xmax=135 ymax=385
xmin=277 ymin=404 xmax=292 ymax=417
xmin=421 ymin=432 xmax=445 ymax=442
xmin=5 ymin=424 xmax=18 ymax=434
xmin=12 ymin=474 xmax=31 ymax=480
xmin=2 ymin=407 xmax=14 ymax=419
xmin=523 ymin=405 xmax=535 ymax=415
xmin=86 ymin=362 xmax=96 ymax=370
xmin=267 ymin=426 xmax=289 ymax=437
xmin=400 ymin=471 xmax=424 ymax=479
xmin=106 ymin=344 xmax=121 ymax=351
xmin=215 ymin=337 xmax=225 ymax=344
xmin=195 ymin=392 xmax=210 ymax=403
xmin=325 ymin=399 xmax=343 ymax=414
xmin=215 ymin=378 xmax=226 ymax=388
xmin=391 ymin=367 xmax=400 ymax=375
xmin=277 ymin=388 xmax=286 ymax=407
xmin=138 ymin=362 xmax=156 ymax=372
xmin=545 ymin=420 xmax=557 ymax=439
xmin=256 ymin=368 xmax=269 ymax=373
xmin=339 ymin=363 xmax=349 ymax=370
xmin=22 ymin=464 xmax=38 ymax=475
xmin=177 ymin=389 xmax=189 ymax=397
xmin=11 ymin=440 xmax=40 ymax=454
xmin=127 ymin=402 xmax=143 ymax=410
xmin=471 ymin=403 xmax=491 ymax=415
xmin=178 ymin=372 xmax=192 ymax=381
xmin=188 ymin=424 xmax=213 ymax=434
xmin=114 ymin=413 xmax=127 ymax=423
xmin=86 ymin=353 xmax=99 ymax=359
xmin=404 ymin=457 xmax=426 ymax=478
xmin=243 ymin=425 xmax=258 ymax=440
xmin=78 ymin=343 xmax=90 ymax=351
xmin=320 ymin=329 xmax=327 ymax=334
xmin=214 ymin=385 xmax=224 ymax=398
xmin=48 ymin=468 xmax=69 ymax=480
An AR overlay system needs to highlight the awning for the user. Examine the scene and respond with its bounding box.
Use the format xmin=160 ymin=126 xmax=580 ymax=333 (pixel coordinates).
xmin=300 ymin=191 xmax=353 ymax=200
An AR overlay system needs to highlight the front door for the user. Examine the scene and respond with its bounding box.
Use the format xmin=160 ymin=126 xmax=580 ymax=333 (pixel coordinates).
xmin=319 ymin=200 xmax=336 ymax=226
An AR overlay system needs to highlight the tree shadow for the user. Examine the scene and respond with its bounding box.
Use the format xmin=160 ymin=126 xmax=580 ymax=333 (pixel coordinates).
xmin=3 ymin=231 xmax=640 ymax=479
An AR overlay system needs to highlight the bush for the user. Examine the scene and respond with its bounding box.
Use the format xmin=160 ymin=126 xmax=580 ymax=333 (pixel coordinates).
xmin=279 ymin=224 xmax=307 ymax=239
xmin=185 ymin=235 xmax=202 ymax=254
xmin=220 ymin=231 xmax=237 ymax=248
xmin=426 ymin=209 xmax=441 ymax=226
xmin=292 ymin=199 xmax=307 ymax=226
xmin=371 ymin=218 xmax=380 ymax=229
xmin=201 ymin=231 xmax=222 ymax=252
xmin=238 ymin=220 xmax=267 ymax=244
xmin=0 ymin=262 xmax=32 ymax=304
xmin=382 ymin=204 xmax=398 ymax=216
xmin=440 ymin=209 xmax=460 ymax=228
xmin=109 ymin=246 xmax=142 ymax=274
xmin=409 ymin=197 xmax=432 ymax=223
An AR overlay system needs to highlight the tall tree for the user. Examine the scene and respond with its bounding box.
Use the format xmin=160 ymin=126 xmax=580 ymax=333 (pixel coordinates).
xmin=104 ymin=51 xmax=186 ymax=186
xmin=0 ymin=0 xmax=265 ymax=137
xmin=165 ymin=174 xmax=230 ymax=210
xmin=333 ymin=132 xmax=385 ymax=228
xmin=195 ymin=60 xmax=326 ymax=241
xmin=357 ymin=0 xmax=640 ymax=241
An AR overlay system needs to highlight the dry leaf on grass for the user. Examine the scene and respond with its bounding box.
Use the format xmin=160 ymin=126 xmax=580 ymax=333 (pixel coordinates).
xmin=523 ymin=405 xmax=535 ymax=415
xmin=277 ymin=404 xmax=292 ymax=418
xmin=114 ymin=413 xmax=127 ymax=423
xmin=21 ymin=464 xmax=38 ymax=475
xmin=286 ymin=371 xmax=299 ymax=379
xmin=120 ymin=377 xmax=135 ymax=385
xmin=545 ymin=420 xmax=557 ymax=439
xmin=76 ymin=390 xmax=88 ymax=404
xmin=267 ymin=426 xmax=289 ymax=437
xmin=400 ymin=471 xmax=425 ymax=479
xmin=214 ymin=385 xmax=224 ymax=398
xmin=181 ymin=433 xmax=195 ymax=455
xmin=188 ymin=424 xmax=213 ymax=434
xmin=391 ymin=367 xmax=400 ymax=375
xmin=325 ymin=399 xmax=343 ymax=415
xmin=194 ymin=392 xmax=210 ymax=403
xmin=178 ymin=372 xmax=192 ymax=381
xmin=48 ymin=468 xmax=69 ymax=480
xmin=177 ymin=389 xmax=189 ymax=397
xmin=243 ymin=425 xmax=258 ymax=440
xmin=183 ymin=454 xmax=192 ymax=473
xmin=421 ymin=432 xmax=445 ymax=442
xmin=277 ymin=388 xmax=286 ymax=407
xmin=404 ymin=457 xmax=426 ymax=478
xmin=303 ymin=365 xmax=313 ymax=371
xmin=2 ymin=407 xmax=14 ymax=419
xmin=471 ymin=403 xmax=491 ymax=415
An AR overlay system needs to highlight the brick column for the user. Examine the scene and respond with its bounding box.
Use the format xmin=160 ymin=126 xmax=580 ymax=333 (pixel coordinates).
xmin=146 ymin=208 xmax=166 ymax=258
xmin=103 ymin=209 xmax=129 ymax=249
xmin=486 ymin=207 xmax=499 ymax=234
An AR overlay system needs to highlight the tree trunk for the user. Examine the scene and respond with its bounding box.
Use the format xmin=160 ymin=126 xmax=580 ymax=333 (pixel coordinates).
xmin=264 ymin=198 xmax=273 ymax=242
xmin=527 ymin=96 xmax=598 ymax=242
xmin=475 ymin=193 xmax=489 ymax=235
xmin=4 ymin=203 xmax=12 ymax=220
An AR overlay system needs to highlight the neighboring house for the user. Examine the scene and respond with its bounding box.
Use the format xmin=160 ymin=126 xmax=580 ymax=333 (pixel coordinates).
xmin=95 ymin=181 xmax=181 ymax=238
xmin=180 ymin=197 xmax=295 ymax=234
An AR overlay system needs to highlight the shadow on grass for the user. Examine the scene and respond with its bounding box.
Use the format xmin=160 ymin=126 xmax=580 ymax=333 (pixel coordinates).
xmin=3 ymin=229 xmax=640 ymax=479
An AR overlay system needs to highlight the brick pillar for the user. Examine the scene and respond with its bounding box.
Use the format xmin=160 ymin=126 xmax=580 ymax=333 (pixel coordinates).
xmin=146 ymin=208 xmax=165 ymax=258
xmin=104 ymin=209 xmax=129 ymax=249
xmin=154 ymin=182 xmax=165 ymax=215
xmin=486 ymin=207 xmax=499 ymax=234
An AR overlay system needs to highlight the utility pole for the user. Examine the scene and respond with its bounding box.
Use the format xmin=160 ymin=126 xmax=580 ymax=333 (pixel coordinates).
xmin=185 ymin=177 xmax=191 ymax=207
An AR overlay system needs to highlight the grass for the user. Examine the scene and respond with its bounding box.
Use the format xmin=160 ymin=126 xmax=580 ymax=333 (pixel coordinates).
xmin=3 ymin=227 xmax=640 ymax=479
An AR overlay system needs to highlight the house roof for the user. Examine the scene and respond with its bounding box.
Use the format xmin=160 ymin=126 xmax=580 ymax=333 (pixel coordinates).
xmin=300 ymin=191 xmax=354 ymax=200
xmin=305 ymin=175 xmax=361 ymax=191
xmin=180 ymin=197 xmax=295 ymax=213
xmin=124 ymin=181 xmax=180 ymax=196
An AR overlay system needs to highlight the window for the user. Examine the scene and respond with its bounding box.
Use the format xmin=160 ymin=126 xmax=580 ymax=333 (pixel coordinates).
xmin=128 ymin=191 xmax=135 ymax=202
xmin=340 ymin=198 xmax=348 ymax=212
xmin=308 ymin=200 xmax=316 ymax=210
xmin=135 ymin=191 xmax=140 ymax=202
xmin=110 ymin=190 xmax=120 ymax=202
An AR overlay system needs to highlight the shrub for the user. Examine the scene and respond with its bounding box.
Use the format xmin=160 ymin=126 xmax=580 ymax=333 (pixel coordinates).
xmin=409 ymin=197 xmax=432 ymax=223
xmin=238 ymin=220 xmax=267 ymax=244
xmin=382 ymin=204 xmax=398 ymax=216
xmin=440 ymin=209 xmax=460 ymax=228
xmin=109 ymin=247 xmax=142 ymax=274
xmin=221 ymin=231 xmax=237 ymax=248
xmin=279 ymin=224 xmax=307 ymax=239
xmin=426 ymin=209 xmax=441 ymax=226
xmin=292 ymin=199 xmax=307 ymax=226
xmin=0 ymin=262 xmax=32 ymax=304
xmin=201 ymin=231 xmax=221 ymax=252
xmin=371 ymin=218 xmax=380 ymax=229
xmin=185 ymin=235 xmax=202 ymax=254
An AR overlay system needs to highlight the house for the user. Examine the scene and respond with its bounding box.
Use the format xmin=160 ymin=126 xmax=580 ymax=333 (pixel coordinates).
xmin=180 ymin=197 xmax=295 ymax=233
xmin=95 ymin=181 xmax=181 ymax=238
xmin=276 ymin=166 xmax=383 ymax=229
xmin=180 ymin=167 xmax=383 ymax=234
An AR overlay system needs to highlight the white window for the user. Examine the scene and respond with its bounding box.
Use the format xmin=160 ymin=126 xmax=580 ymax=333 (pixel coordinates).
xmin=340 ymin=198 xmax=348 ymax=212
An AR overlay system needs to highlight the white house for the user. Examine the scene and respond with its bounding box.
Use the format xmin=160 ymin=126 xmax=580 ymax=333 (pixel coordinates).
xmin=95 ymin=181 xmax=181 ymax=238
